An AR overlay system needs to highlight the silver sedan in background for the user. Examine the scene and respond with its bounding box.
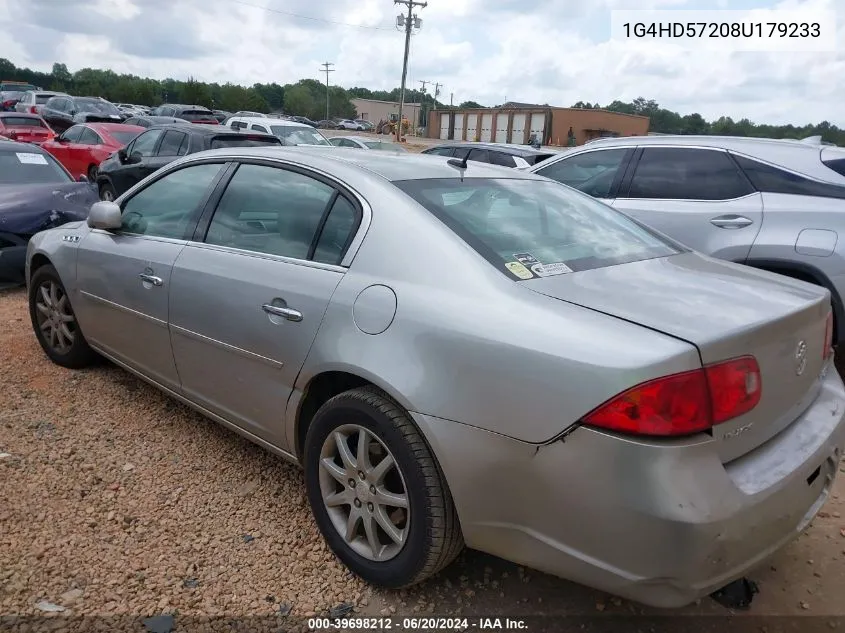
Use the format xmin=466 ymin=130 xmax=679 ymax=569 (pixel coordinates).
xmin=329 ymin=135 xmax=408 ymax=152
xmin=25 ymin=147 xmax=845 ymax=608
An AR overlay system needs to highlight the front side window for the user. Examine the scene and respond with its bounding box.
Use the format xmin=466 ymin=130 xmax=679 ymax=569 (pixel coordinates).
xmin=131 ymin=129 xmax=163 ymax=157
xmin=204 ymin=163 xmax=336 ymax=260
xmin=157 ymin=130 xmax=188 ymax=156
xmin=537 ymin=149 xmax=629 ymax=198
xmin=120 ymin=163 xmax=223 ymax=238
xmin=489 ymin=151 xmax=516 ymax=168
xmin=60 ymin=126 xmax=84 ymax=143
xmin=425 ymin=147 xmax=454 ymax=157
xmin=78 ymin=127 xmax=101 ymax=145
xmin=395 ymin=178 xmax=681 ymax=280
xmin=627 ymin=147 xmax=754 ymax=201
xmin=0 ymin=149 xmax=71 ymax=185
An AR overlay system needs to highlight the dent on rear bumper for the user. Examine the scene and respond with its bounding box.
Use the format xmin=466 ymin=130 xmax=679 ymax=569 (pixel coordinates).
xmin=412 ymin=365 xmax=845 ymax=608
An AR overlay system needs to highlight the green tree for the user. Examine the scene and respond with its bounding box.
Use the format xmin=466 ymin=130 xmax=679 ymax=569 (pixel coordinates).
xmin=459 ymin=100 xmax=484 ymax=108
xmin=284 ymin=84 xmax=316 ymax=118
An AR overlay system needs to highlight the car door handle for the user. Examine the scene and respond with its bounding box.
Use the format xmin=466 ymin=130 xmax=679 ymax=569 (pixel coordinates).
xmin=710 ymin=215 xmax=754 ymax=229
xmin=139 ymin=273 xmax=163 ymax=286
xmin=262 ymin=304 xmax=303 ymax=322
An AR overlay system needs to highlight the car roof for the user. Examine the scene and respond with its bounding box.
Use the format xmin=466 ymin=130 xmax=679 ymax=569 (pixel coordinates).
xmin=581 ymin=134 xmax=829 ymax=150
xmin=178 ymin=146 xmax=548 ymax=182
xmin=227 ymin=116 xmax=313 ymax=127
xmin=84 ymin=123 xmax=146 ymax=134
xmin=426 ymin=142 xmax=554 ymax=157
xmin=148 ymin=122 xmax=274 ymax=137
xmin=133 ymin=116 xmax=183 ymax=122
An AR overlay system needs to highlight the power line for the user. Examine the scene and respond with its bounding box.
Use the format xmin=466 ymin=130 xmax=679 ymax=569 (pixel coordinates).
xmin=394 ymin=0 xmax=427 ymax=141
xmin=232 ymin=0 xmax=395 ymax=31
xmin=320 ymin=62 xmax=335 ymax=120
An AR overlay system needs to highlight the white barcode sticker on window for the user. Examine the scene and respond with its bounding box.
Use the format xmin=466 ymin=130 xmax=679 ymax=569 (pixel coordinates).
xmin=16 ymin=152 xmax=48 ymax=165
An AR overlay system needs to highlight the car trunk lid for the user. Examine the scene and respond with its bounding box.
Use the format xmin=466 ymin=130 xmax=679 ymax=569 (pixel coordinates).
xmin=522 ymin=252 xmax=831 ymax=463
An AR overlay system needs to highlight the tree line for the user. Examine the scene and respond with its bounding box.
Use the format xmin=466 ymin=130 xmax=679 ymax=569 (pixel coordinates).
xmin=1 ymin=59 xmax=841 ymax=143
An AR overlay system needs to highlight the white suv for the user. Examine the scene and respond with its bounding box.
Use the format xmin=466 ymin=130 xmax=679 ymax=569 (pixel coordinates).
xmin=226 ymin=116 xmax=331 ymax=146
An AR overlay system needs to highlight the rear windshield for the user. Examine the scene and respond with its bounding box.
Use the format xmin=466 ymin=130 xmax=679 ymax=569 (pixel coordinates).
xmin=0 ymin=149 xmax=71 ymax=185
xmin=35 ymin=94 xmax=55 ymax=104
xmin=394 ymin=178 xmax=681 ymax=279
xmin=1 ymin=83 xmax=37 ymax=92
xmin=271 ymin=126 xmax=331 ymax=146
xmin=76 ymin=98 xmax=121 ymax=115
xmin=1 ymin=116 xmax=46 ymax=128
xmin=109 ymin=130 xmax=141 ymax=145
xmin=209 ymin=134 xmax=282 ymax=149
xmin=180 ymin=110 xmax=216 ymax=122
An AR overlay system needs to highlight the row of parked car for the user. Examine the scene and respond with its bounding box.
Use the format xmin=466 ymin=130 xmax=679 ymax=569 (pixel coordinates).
xmin=13 ymin=124 xmax=845 ymax=613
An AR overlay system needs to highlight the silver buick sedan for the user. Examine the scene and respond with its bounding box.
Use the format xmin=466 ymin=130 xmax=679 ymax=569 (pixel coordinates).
xmin=25 ymin=147 xmax=845 ymax=608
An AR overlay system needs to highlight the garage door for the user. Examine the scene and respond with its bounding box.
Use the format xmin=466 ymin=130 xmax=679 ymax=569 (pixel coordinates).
xmin=454 ymin=113 xmax=465 ymax=142
xmin=494 ymin=114 xmax=509 ymax=143
xmin=480 ymin=113 xmax=493 ymax=142
xmin=439 ymin=112 xmax=450 ymax=140
xmin=529 ymin=112 xmax=546 ymax=143
xmin=466 ymin=114 xmax=478 ymax=142
xmin=512 ymin=113 xmax=527 ymax=144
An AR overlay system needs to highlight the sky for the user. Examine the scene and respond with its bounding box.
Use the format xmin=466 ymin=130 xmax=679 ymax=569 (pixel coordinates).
xmin=0 ymin=0 xmax=842 ymax=127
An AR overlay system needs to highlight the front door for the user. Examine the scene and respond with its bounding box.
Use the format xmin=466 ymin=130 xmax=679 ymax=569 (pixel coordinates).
xmin=107 ymin=128 xmax=167 ymax=196
xmin=169 ymin=161 xmax=362 ymax=449
xmin=74 ymin=161 xmax=227 ymax=389
xmin=612 ymin=147 xmax=764 ymax=261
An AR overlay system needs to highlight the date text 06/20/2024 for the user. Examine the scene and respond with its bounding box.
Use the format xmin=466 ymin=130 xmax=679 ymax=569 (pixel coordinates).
xmin=307 ymin=617 xmax=528 ymax=630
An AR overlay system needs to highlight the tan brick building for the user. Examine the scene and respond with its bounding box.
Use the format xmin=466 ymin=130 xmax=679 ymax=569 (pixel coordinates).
xmin=352 ymin=98 xmax=422 ymax=125
xmin=426 ymin=103 xmax=649 ymax=146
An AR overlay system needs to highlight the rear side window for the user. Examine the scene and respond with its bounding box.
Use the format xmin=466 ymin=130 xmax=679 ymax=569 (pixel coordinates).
xmin=468 ymin=148 xmax=491 ymax=164
xmin=395 ymin=178 xmax=680 ymax=279
xmin=628 ymin=147 xmax=754 ymax=201
xmin=733 ymin=155 xmax=845 ymax=200
xmin=313 ymin=196 xmax=359 ymax=265
xmin=209 ymin=134 xmax=282 ymax=149
xmin=823 ymin=159 xmax=845 ymax=177
xmin=537 ymin=148 xmax=629 ymax=198
xmin=251 ymin=124 xmax=269 ymax=133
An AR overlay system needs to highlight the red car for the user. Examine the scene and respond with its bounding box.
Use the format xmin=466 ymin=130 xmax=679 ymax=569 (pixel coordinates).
xmin=41 ymin=122 xmax=144 ymax=181
xmin=0 ymin=112 xmax=56 ymax=145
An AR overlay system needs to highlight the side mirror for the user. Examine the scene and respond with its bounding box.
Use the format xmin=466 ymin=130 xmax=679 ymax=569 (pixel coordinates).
xmin=77 ymin=174 xmax=89 ymax=183
xmin=87 ymin=201 xmax=122 ymax=231
xmin=118 ymin=148 xmax=128 ymax=162
xmin=126 ymin=151 xmax=142 ymax=164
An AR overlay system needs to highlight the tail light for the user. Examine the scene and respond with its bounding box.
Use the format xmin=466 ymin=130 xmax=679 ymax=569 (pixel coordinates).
xmin=30 ymin=106 xmax=37 ymax=114
xmin=823 ymin=311 xmax=834 ymax=360
xmin=583 ymin=356 xmax=762 ymax=437
xmin=7 ymin=130 xmax=17 ymax=140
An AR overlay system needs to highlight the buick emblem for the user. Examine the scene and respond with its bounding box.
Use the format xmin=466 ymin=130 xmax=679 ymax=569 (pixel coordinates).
xmin=795 ymin=340 xmax=807 ymax=376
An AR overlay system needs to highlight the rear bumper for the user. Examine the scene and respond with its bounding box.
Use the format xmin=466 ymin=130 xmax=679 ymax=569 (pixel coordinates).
xmin=414 ymin=363 xmax=845 ymax=608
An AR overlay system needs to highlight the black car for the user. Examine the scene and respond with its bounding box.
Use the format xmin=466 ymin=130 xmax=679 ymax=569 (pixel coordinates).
xmin=41 ymin=96 xmax=125 ymax=133
xmin=212 ymin=109 xmax=232 ymax=123
xmin=0 ymin=139 xmax=98 ymax=286
xmin=123 ymin=115 xmax=184 ymax=128
xmin=95 ymin=123 xmax=283 ymax=201
xmin=315 ymin=120 xmax=338 ymax=129
xmin=150 ymin=103 xmax=219 ymax=125
xmin=421 ymin=142 xmax=557 ymax=168
xmin=290 ymin=115 xmax=318 ymax=127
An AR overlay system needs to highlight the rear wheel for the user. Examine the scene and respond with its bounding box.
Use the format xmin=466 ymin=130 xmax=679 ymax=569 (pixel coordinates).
xmin=29 ymin=264 xmax=97 ymax=369
xmin=304 ymin=387 xmax=463 ymax=587
xmin=99 ymin=181 xmax=116 ymax=202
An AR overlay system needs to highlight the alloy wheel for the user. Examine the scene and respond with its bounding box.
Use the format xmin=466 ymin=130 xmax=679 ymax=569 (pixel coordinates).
xmin=318 ymin=424 xmax=410 ymax=561
xmin=34 ymin=280 xmax=76 ymax=354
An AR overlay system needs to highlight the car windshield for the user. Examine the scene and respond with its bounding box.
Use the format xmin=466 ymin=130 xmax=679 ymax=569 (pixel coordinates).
xmin=1 ymin=116 xmax=46 ymax=128
xmin=109 ymin=131 xmax=141 ymax=145
xmin=395 ymin=178 xmax=681 ymax=277
xmin=364 ymin=141 xmax=406 ymax=151
xmin=209 ymin=135 xmax=282 ymax=149
xmin=75 ymin=98 xmax=121 ymax=115
xmin=0 ymin=149 xmax=70 ymax=185
xmin=270 ymin=125 xmax=331 ymax=145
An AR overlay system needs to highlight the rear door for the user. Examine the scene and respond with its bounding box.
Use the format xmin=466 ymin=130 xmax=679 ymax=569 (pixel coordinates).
xmin=613 ymin=146 xmax=763 ymax=260
xmin=533 ymin=147 xmax=634 ymax=204
xmin=168 ymin=160 xmax=363 ymax=449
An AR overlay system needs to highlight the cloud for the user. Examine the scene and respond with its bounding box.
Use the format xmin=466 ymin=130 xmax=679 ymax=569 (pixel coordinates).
xmin=0 ymin=0 xmax=841 ymax=126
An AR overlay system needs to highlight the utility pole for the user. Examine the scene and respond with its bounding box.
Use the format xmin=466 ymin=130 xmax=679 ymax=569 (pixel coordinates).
xmin=450 ymin=92 xmax=453 ymax=108
xmin=395 ymin=0 xmax=426 ymax=141
xmin=432 ymin=82 xmax=441 ymax=110
xmin=319 ymin=61 xmax=335 ymax=121
xmin=419 ymin=80 xmax=428 ymax=131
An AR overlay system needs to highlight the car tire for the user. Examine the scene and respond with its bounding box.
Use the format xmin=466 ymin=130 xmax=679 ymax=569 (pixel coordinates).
xmin=99 ymin=181 xmax=117 ymax=202
xmin=29 ymin=264 xmax=98 ymax=369
xmin=87 ymin=165 xmax=98 ymax=182
xmin=304 ymin=386 xmax=464 ymax=588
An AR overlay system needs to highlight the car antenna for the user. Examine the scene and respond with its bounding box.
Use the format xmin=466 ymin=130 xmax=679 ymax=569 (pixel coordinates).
xmin=446 ymin=154 xmax=469 ymax=181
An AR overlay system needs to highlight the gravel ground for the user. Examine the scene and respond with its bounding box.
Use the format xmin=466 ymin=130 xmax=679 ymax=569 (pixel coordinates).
xmin=1 ymin=286 xmax=845 ymax=629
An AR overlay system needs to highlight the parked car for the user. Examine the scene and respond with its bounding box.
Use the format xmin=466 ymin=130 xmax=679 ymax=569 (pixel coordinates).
xmin=329 ymin=135 xmax=407 ymax=152
xmin=212 ymin=109 xmax=232 ymax=123
xmin=0 ymin=139 xmax=97 ymax=286
xmin=41 ymin=123 xmax=145 ymax=182
xmin=95 ymin=122 xmax=282 ymax=201
xmin=226 ymin=116 xmax=331 ymax=146
xmin=0 ymin=81 xmax=40 ymax=92
xmin=528 ymin=135 xmax=845 ymax=343
xmin=335 ymin=119 xmax=365 ymax=131
xmin=151 ymin=104 xmax=218 ymax=125
xmin=422 ymin=142 xmax=557 ymax=168
xmin=315 ymin=119 xmax=339 ymax=130
xmin=122 ymin=115 xmax=184 ymax=128
xmin=0 ymin=91 xmax=25 ymax=112
xmin=354 ymin=119 xmax=375 ymax=131
xmin=0 ymin=112 xmax=56 ymax=145
xmin=15 ymin=91 xmax=68 ymax=116
xmin=289 ymin=115 xmax=318 ymax=127
xmin=41 ymin=96 xmax=126 ymax=133
xmin=25 ymin=147 xmax=845 ymax=608
xmin=231 ymin=110 xmax=266 ymax=118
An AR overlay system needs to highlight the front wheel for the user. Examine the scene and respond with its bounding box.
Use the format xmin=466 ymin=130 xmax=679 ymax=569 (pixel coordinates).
xmin=304 ymin=387 xmax=463 ymax=588
xmin=29 ymin=264 xmax=98 ymax=369
xmin=99 ymin=181 xmax=116 ymax=202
